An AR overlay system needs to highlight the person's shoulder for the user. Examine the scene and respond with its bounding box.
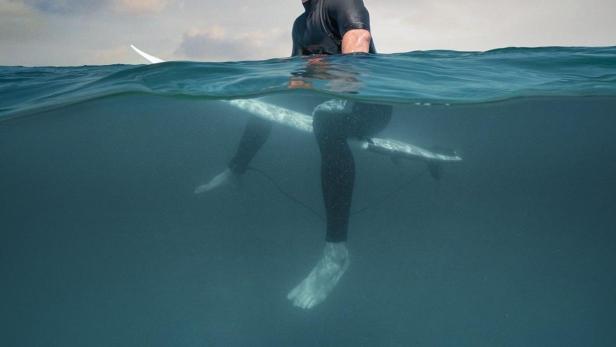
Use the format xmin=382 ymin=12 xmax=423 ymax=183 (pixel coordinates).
xmin=294 ymin=12 xmax=306 ymax=22
xmin=292 ymin=12 xmax=306 ymax=33
xmin=293 ymin=12 xmax=306 ymax=27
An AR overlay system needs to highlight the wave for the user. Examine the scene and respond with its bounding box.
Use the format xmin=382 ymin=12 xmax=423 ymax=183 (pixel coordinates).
xmin=1 ymin=46 xmax=615 ymax=119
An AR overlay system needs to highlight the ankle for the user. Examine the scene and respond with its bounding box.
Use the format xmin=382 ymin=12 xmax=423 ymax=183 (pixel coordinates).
xmin=324 ymin=242 xmax=349 ymax=262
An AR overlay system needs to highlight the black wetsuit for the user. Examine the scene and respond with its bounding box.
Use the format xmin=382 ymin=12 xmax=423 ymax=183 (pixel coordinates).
xmin=291 ymin=0 xmax=376 ymax=55
xmin=228 ymin=0 xmax=392 ymax=242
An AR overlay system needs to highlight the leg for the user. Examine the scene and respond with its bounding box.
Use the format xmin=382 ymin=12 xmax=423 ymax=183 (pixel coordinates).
xmin=285 ymin=104 xmax=353 ymax=309
xmin=315 ymin=100 xmax=393 ymax=242
xmin=314 ymin=108 xmax=355 ymax=243
xmin=194 ymin=116 xmax=272 ymax=194
xmin=287 ymin=100 xmax=392 ymax=309
xmin=228 ymin=116 xmax=273 ymax=175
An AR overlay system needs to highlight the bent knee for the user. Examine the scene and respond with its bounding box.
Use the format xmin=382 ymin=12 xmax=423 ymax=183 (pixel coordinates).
xmin=313 ymin=107 xmax=347 ymax=139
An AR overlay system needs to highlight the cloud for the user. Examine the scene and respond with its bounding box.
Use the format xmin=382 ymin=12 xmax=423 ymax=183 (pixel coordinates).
xmin=22 ymin=0 xmax=104 ymax=14
xmin=112 ymin=0 xmax=168 ymax=14
xmin=21 ymin=0 xmax=169 ymax=15
xmin=175 ymin=27 xmax=251 ymax=60
xmin=1 ymin=0 xmax=33 ymax=15
xmin=0 ymin=0 xmax=45 ymax=42
xmin=175 ymin=26 xmax=289 ymax=61
xmin=3 ymin=0 xmax=615 ymax=66
xmin=94 ymin=45 xmax=133 ymax=62
xmin=369 ymin=0 xmax=616 ymax=52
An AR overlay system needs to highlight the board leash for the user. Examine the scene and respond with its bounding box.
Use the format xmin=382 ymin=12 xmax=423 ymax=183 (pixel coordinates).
xmin=247 ymin=165 xmax=429 ymax=223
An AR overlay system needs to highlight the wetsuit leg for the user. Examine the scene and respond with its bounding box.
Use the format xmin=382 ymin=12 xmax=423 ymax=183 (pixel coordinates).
xmin=314 ymin=111 xmax=355 ymax=243
xmin=228 ymin=116 xmax=273 ymax=175
xmin=313 ymin=100 xmax=392 ymax=242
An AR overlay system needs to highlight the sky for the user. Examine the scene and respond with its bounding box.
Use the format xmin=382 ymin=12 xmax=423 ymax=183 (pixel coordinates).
xmin=0 ymin=0 xmax=615 ymax=66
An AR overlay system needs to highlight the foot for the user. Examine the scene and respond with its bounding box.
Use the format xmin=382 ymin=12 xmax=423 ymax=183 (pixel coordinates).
xmin=287 ymin=242 xmax=350 ymax=309
xmin=194 ymin=168 xmax=238 ymax=194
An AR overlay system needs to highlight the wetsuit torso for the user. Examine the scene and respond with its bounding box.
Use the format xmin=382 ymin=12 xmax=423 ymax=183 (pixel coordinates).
xmin=292 ymin=0 xmax=376 ymax=56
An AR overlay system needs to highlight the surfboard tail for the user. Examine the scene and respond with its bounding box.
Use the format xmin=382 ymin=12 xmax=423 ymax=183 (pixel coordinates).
xmin=391 ymin=155 xmax=443 ymax=181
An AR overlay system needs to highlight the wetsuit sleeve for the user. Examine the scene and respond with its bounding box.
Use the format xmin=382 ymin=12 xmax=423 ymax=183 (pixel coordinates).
xmin=327 ymin=0 xmax=371 ymax=39
xmin=291 ymin=39 xmax=302 ymax=57
xmin=291 ymin=17 xmax=303 ymax=56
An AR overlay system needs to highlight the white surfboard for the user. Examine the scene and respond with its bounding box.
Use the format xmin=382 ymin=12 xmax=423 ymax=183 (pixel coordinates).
xmin=130 ymin=45 xmax=462 ymax=163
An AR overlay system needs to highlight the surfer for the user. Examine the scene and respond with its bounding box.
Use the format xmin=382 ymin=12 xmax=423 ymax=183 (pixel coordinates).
xmin=195 ymin=0 xmax=392 ymax=309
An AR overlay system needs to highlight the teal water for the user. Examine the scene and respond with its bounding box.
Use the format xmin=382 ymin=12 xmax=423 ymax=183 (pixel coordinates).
xmin=1 ymin=46 xmax=616 ymax=118
xmin=1 ymin=47 xmax=616 ymax=346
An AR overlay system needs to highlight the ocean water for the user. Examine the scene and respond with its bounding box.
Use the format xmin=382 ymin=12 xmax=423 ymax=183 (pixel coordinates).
xmin=1 ymin=47 xmax=616 ymax=346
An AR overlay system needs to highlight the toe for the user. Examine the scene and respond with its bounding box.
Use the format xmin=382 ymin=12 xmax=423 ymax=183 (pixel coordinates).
xmin=287 ymin=288 xmax=298 ymax=300
xmin=287 ymin=281 xmax=304 ymax=300
xmin=301 ymin=293 xmax=314 ymax=309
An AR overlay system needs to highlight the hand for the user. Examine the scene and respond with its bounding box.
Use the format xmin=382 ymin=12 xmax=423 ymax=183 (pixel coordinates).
xmin=288 ymin=79 xmax=313 ymax=89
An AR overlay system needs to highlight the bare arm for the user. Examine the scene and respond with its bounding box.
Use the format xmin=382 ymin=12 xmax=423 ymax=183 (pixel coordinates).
xmin=341 ymin=29 xmax=371 ymax=54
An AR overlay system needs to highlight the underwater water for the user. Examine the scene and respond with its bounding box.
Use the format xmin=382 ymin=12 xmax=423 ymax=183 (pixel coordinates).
xmin=1 ymin=47 xmax=616 ymax=346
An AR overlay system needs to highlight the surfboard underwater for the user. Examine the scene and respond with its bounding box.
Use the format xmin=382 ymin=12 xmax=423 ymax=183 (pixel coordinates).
xmin=130 ymin=45 xmax=462 ymax=163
